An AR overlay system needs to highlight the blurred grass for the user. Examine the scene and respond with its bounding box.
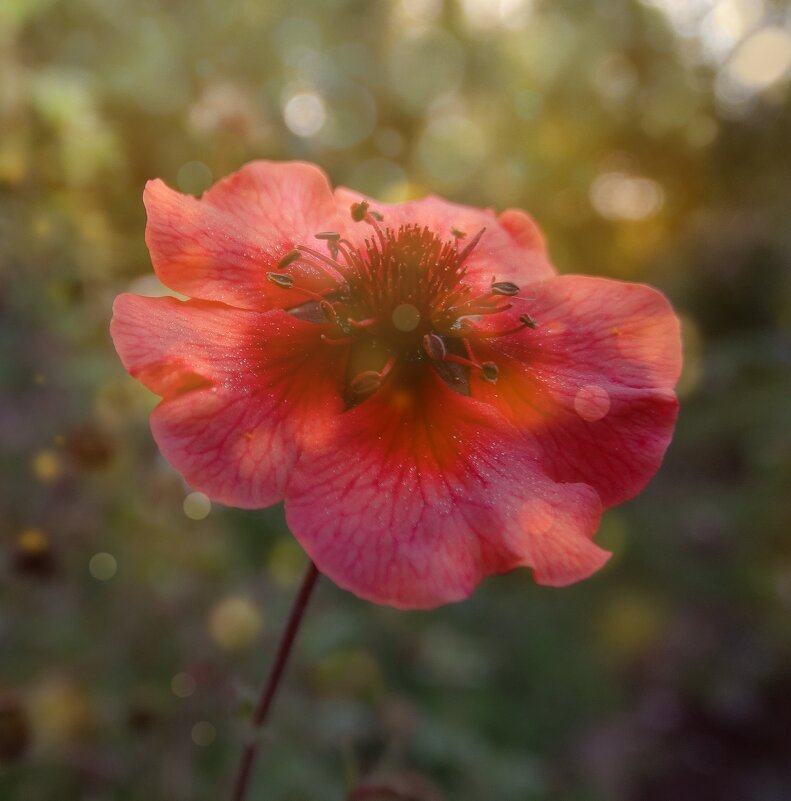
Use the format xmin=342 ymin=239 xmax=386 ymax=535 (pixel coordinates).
xmin=2 ymin=0 xmax=791 ymax=799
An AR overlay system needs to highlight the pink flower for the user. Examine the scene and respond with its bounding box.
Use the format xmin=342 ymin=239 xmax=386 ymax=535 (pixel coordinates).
xmin=111 ymin=161 xmax=681 ymax=609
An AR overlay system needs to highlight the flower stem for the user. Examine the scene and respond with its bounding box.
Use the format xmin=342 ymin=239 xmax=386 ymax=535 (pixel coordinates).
xmin=230 ymin=560 xmax=320 ymax=801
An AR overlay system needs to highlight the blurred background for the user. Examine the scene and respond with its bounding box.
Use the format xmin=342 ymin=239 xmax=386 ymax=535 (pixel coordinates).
xmin=2 ymin=0 xmax=791 ymax=799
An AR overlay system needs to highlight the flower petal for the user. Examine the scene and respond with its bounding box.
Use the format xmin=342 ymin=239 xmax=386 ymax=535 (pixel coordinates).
xmin=145 ymin=161 xmax=348 ymax=311
xmin=286 ymin=368 xmax=607 ymax=609
xmin=474 ymin=276 xmax=682 ymax=508
xmin=335 ymin=188 xmax=555 ymax=290
xmin=110 ymin=294 xmax=345 ymax=507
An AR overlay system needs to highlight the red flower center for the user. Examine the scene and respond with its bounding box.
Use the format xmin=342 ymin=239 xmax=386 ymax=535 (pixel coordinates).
xmin=268 ymin=201 xmax=536 ymax=404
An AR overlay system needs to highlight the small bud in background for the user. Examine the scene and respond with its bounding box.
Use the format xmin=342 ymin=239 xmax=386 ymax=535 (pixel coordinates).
xmin=13 ymin=529 xmax=57 ymax=579
xmin=0 ymin=689 xmax=30 ymax=762
xmin=63 ymin=423 xmax=114 ymax=469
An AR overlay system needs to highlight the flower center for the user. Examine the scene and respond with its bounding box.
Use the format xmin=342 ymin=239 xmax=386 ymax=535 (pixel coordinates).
xmin=269 ymin=200 xmax=536 ymax=403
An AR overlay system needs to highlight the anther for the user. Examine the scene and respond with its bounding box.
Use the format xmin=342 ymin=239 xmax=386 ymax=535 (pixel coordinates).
xmin=267 ymin=272 xmax=294 ymax=289
xmin=456 ymin=227 xmax=485 ymax=266
xmin=319 ymin=300 xmax=338 ymax=322
xmin=315 ymin=231 xmax=341 ymax=241
xmin=491 ymin=281 xmax=520 ymax=296
xmin=277 ymin=250 xmax=302 ymax=269
xmin=348 ymin=317 xmax=378 ymax=329
xmin=350 ymin=371 xmax=382 ymax=395
xmin=472 ymin=312 xmax=538 ymax=338
xmin=481 ymin=362 xmax=499 ymax=383
xmin=450 ymin=227 xmax=466 ymax=239
xmin=350 ymin=354 xmax=396 ymax=396
xmin=422 ymin=332 xmax=447 ymax=361
xmin=350 ymin=201 xmax=369 ymax=222
xmin=369 ymin=210 xmax=383 ymax=221
xmin=321 ymin=334 xmax=353 ymax=346
xmin=519 ymin=313 xmax=537 ymax=329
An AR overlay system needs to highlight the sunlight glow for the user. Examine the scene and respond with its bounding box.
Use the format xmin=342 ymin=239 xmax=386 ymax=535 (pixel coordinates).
xmin=283 ymin=91 xmax=327 ymax=137
xmin=590 ymin=172 xmax=665 ymax=221
xmin=726 ymin=26 xmax=791 ymax=89
xmin=458 ymin=0 xmax=533 ymax=30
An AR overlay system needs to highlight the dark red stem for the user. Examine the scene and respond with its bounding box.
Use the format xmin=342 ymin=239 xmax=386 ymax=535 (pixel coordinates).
xmin=230 ymin=560 xmax=320 ymax=801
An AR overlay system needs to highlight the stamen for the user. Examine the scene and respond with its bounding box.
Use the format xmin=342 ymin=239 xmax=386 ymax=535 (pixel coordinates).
xmin=348 ymin=317 xmax=378 ymax=329
xmin=481 ymin=362 xmax=499 ymax=383
xmin=462 ymin=337 xmax=476 ymax=363
xmin=367 ymin=212 xmax=387 ymax=247
xmin=520 ymin=313 xmax=537 ymax=329
xmin=423 ymin=332 xmax=447 ymax=361
xmin=267 ymin=272 xmax=294 ymax=289
xmin=277 ymin=250 xmax=302 ymax=269
xmin=444 ymin=353 xmax=480 ymax=370
xmin=349 ymin=371 xmax=383 ymax=395
xmin=289 ymin=217 xmax=524 ymax=403
xmin=321 ymin=334 xmax=353 ymax=346
xmin=266 ymin=272 xmax=332 ymax=304
xmin=295 ymin=245 xmax=349 ymax=282
xmin=455 ymin=227 xmax=485 ymax=267
xmin=471 ymin=313 xmax=538 ymax=338
xmin=491 ymin=281 xmax=520 ymax=296
xmin=349 ymin=355 xmax=396 ymax=396
xmin=350 ymin=201 xmax=369 ymax=222
xmin=319 ymin=300 xmax=340 ymax=324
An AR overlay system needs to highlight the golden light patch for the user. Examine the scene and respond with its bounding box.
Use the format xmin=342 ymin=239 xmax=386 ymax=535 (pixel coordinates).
xmin=32 ymin=450 xmax=62 ymax=482
xmin=207 ymin=596 xmax=263 ymax=653
xmin=18 ymin=528 xmax=48 ymax=554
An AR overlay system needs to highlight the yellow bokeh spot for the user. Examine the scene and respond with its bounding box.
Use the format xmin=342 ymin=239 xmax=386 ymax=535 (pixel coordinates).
xmin=598 ymin=591 xmax=666 ymax=661
xmin=727 ymin=27 xmax=791 ymax=90
xmin=283 ymin=92 xmax=327 ymax=138
xmin=313 ymin=648 xmax=382 ymax=696
xmin=27 ymin=678 xmax=97 ymax=754
xmin=677 ymin=314 xmax=704 ymax=398
xmin=595 ymin=511 xmax=629 ymax=563
xmin=191 ymin=721 xmax=216 ymax=747
xmin=18 ymin=528 xmax=48 ymax=554
xmin=171 ymin=673 xmax=196 ymax=699
xmin=208 ymin=596 xmax=263 ymax=653
xmin=268 ymin=538 xmax=307 ymax=588
xmin=32 ymin=450 xmax=61 ymax=482
xmin=183 ymin=492 xmax=211 ymax=520
xmin=89 ymin=552 xmax=117 ymax=581
xmin=379 ymin=181 xmax=414 ymax=203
